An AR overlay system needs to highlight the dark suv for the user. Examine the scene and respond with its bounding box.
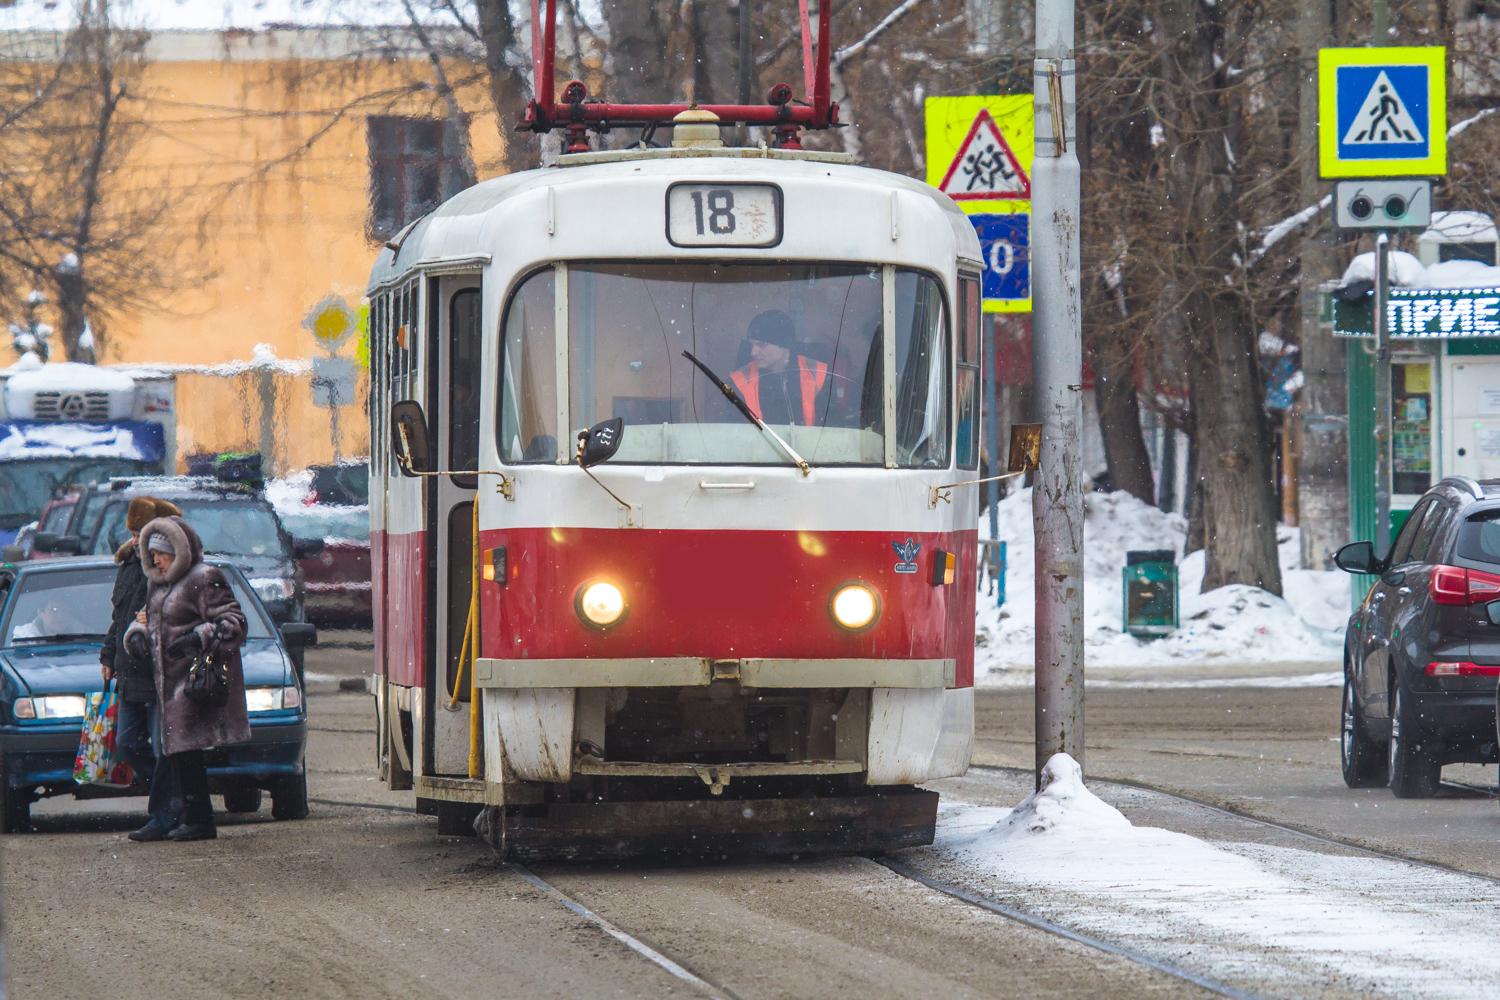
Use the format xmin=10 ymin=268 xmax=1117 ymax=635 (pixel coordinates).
xmin=1335 ymin=476 xmax=1500 ymax=797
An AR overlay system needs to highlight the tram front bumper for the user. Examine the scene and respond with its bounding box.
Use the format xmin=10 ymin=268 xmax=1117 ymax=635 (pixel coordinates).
xmin=473 ymin=657 xmax=974 ymax=787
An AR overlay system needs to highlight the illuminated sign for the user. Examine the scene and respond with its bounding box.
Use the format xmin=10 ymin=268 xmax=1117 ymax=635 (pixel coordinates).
xmin=1333 ymin=287 xmax=1500 ymax=338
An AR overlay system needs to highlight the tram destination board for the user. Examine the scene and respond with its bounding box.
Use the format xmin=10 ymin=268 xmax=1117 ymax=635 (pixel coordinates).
xmin=666 ymin=182 xmax=783 ymax=249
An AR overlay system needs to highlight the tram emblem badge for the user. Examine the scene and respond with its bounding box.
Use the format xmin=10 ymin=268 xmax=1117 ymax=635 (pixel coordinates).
xmin=892 ymin=538 xmax=921 ymax=574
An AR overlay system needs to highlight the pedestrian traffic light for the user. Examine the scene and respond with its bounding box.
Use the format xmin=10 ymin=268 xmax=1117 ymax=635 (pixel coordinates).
xmin=1334 ymin=179 xmax=1432 ymax=230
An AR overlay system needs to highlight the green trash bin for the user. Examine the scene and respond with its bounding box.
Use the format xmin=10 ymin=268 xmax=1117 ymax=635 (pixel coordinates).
xmin=1123 ymin=549 xmax=1178 ymax=638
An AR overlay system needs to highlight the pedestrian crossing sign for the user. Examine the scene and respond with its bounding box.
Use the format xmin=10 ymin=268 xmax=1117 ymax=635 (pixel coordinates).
xmin=1319 ymin=47 xmax=1445 ymax=178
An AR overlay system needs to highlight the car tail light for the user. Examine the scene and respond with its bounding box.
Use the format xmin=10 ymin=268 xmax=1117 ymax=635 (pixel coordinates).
xmin=1429 ymin=565 xmax=1500 ymax=605
xmin=1425 ymin=661 xmax=1500 ymax=677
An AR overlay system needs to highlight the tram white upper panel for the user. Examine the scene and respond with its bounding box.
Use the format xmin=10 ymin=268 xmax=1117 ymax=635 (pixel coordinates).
xmin=368 ymin=149 xmax=981 ymax=294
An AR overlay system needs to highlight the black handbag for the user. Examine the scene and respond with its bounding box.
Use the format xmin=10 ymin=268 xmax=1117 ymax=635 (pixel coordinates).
xmin=170 ymin=630 xmax=230 ymax=708
xmin=184 ymin=649 xmax=230 ymax=707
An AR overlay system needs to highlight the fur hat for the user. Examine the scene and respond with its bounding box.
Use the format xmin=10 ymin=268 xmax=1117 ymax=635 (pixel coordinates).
xmin=153 ymin=498 xmax=182 ymax=519
xmin=126 ymin=497 xmax=158 ymax=532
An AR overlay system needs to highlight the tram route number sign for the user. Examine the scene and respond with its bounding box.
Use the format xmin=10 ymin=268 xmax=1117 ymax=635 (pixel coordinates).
xmin=666 ymin=182 xmax=782 ymax=249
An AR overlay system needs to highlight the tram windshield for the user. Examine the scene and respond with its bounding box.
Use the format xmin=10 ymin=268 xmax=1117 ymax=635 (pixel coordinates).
xmin=498 ymin=263 xmax=950 ymax=467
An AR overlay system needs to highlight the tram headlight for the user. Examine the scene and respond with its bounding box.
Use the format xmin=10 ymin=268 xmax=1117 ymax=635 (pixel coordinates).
xmin=830 ymin=584 xmax=880 ymax=632
xmin=576 ymin=581 xmax=627 ymax=629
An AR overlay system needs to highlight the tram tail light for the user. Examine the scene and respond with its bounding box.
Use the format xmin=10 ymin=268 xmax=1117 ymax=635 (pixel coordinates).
xmin=576 ymin=580 xmax=628 ymax=628
xmin=830 ymin=584 xmax=880 ymax=632
xmin=930 ymin=549 xmax=956 ymax=586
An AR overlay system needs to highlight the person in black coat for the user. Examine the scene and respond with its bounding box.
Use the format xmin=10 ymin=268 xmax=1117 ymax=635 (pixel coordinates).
xmin=100 ymin=496 xmax=181 ymax=841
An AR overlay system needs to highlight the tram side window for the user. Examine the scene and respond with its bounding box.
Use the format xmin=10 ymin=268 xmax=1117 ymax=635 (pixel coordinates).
xmin=955 ymin=274 xmax=981 ymax=471
xmin=370 ymin=294 xmax=385 ymax=479
xmin=498 ymin=269 xmax=558 ymax=463
xmin=449 ymin=288 xmax=482 ymax=485
xmin=893 ymin=271 xmax=951 ymax=469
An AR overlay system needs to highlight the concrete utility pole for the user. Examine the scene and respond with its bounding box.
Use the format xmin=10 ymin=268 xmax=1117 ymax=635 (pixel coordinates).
xmin=1031 ymin=0 xmax=1085 ymax=780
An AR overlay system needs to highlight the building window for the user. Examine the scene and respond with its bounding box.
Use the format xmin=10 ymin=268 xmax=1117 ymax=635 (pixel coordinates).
xmin=367 ymin=116 xmax=474 ymax=242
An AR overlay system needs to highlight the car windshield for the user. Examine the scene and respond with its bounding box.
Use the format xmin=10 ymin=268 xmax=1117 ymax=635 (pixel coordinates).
xmin=0 ymin=459 xmax=153 ymax=531
xmin=499 ymin=262 xmax=950 ymax=468
xmin=278 ymin=506 xmax=370 ymax=543
xmin=2 ymin=569 xmax=113 ymax=645
xmin=95 ymin=499 xmax=286 ymax=559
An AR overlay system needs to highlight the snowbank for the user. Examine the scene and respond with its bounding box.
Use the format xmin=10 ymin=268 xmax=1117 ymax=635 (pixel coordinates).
xmin=920 ymin=758 xmax=1500 ymax=997
xmin=976 ymin=488 xmax=1345 ymax=682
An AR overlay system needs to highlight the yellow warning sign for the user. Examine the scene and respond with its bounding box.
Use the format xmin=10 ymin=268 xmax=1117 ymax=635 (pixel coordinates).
xmin=303 ymin=294 xmax=358 ymax=353
xmin=925 ymin=96 xmax=1033 ymax=213
xmin=926 ymin=96 xmax=1034 ymax=314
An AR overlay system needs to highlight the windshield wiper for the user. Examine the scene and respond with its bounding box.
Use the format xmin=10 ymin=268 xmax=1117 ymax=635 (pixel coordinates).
xmin=681 ymin=350 xmax=811 ymax=477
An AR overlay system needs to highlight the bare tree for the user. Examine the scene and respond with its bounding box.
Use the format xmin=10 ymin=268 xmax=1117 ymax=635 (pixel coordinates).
xmin=0 ymin=0 xmax=175 ymax=363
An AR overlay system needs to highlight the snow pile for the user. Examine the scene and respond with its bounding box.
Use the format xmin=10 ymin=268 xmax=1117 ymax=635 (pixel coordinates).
xmin=977 ymin=488 xmax=1346 ymax=681
xmin=265 ymin=469 xmax=314 ymax=516
xmin=0 ymin=422 xmax=155 ymax=461
xmin=992 ymin=754 xmax=1130 ymax=841
xmin=1340 ymin=249 xmax=1425 ymax=287
xmin=919 ymin=763 xmax=1500 ymax=997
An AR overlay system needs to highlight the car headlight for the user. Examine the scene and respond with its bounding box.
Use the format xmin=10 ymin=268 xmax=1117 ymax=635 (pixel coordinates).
xmin=575 ymin=581 xmax=627 ymax=629
xmin=250 ymin=577 xmax=296 ymax=602
xmin=830 ymin=583 xmax=880 ymax=632
xmin=14 ymin=694 xmax=88 ymax=720
xmin=244 ymin=685 xmax=302 ymax=712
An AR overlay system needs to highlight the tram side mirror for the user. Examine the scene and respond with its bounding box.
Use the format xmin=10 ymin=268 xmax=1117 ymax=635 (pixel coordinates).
xmin=1333 ymin=541 xmax=1381 ymax=575
xmin=577 ymin=418 xmax=624 ymax=469
xmin=1007 ymin=423 xmax=1042 ymax=473
xmin=390 ymin=400 xmax=433 ymax=476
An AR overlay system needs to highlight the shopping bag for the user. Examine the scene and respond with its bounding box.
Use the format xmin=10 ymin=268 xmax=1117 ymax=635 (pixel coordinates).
xmin=72 ymin=682 xmax=136 ymax=788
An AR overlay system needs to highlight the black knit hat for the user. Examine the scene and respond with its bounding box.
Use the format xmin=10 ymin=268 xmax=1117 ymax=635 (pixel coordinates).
xmin=746 ymin=310 xmax=796 ymax=349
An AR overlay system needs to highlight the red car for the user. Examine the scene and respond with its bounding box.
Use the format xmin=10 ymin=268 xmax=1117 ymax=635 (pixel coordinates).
xmin=276 ymin=505 xmax=370 ymax=626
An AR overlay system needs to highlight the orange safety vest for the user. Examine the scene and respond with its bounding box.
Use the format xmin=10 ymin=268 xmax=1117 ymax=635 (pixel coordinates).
xmin=730 ymin=356 xmax=829 ymax=425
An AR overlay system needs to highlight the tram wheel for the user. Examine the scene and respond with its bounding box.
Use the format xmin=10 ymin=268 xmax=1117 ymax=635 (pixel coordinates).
xmin=436 ymin=800 xmax=481 ymax=837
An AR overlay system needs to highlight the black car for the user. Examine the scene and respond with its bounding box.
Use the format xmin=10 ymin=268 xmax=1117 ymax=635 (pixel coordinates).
xmin=0 ymin=557 xmax=314 ymax=833
xmin=43 ymin=476 xmax=322 ymax=627
xmin=1335 ymin=476 xmax=1500 ymax=797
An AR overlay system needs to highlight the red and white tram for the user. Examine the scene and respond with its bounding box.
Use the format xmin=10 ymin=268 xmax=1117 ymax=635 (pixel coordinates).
xmin=366 ymin=13 xmax=985 ymax=859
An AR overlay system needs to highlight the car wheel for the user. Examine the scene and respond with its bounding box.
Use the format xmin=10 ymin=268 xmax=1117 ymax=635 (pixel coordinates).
xmin=222 ymin=784 xmax=263 ymax=814
xmin=1341 ymin=673 xmax=1389 ymax=788
xmin=0 ymin=756 xmax=31 ymax=834
xmin=270 ymin=768 xmax=309 ymax=821
xmin=1389 ymin=685 xmax=1441 ymax=798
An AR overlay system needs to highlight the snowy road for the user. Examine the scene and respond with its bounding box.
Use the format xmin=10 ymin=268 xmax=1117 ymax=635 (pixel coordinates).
xmin=10 ymin=642 xmax=1500 ymax=999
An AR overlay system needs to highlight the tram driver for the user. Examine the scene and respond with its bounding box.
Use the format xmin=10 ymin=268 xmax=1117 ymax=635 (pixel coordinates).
xmin=728 ymin=310 xmax=832 ymax=426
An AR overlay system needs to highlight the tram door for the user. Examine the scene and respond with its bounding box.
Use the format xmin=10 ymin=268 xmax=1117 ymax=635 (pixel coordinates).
xmin=428 ymin=276 xmax=484 ymax=776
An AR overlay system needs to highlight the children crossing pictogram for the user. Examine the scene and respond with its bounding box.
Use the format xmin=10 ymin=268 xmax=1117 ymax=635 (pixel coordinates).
xmin=937 ymin=110 xmax=1030 ymax=201
xmin=1342 ymin=71 xmax=1423 ymax=145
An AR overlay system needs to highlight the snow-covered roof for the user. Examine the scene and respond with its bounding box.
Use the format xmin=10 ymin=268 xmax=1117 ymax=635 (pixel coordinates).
xmin=0 ymin=0 xmax=463 ymax=32
xmin=1422 ymin=210 xmax=1499 ymax=244
xmin=1340 ymin=252 xmax=1500 ymax=291
xmin=1 ymin=361 xmax=134 ymax=393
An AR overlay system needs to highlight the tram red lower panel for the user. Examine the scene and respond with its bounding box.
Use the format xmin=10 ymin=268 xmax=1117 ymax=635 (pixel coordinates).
xmin=477 ymin=527 xmax=978 ymax=686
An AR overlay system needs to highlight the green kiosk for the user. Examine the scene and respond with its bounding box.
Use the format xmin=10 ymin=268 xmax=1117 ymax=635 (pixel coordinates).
xmin=1333 ymin=219 xmax=1500 ymax=607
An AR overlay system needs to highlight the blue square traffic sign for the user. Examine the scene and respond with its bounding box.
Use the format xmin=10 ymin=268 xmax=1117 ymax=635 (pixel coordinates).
xmin=1335 ymin=64 xmax=1430 ymax=161
xmin=969 ymin=213 xmax=1029 ymax=306
xmin=1318 ymin=47 xmax=1446 ymax=178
